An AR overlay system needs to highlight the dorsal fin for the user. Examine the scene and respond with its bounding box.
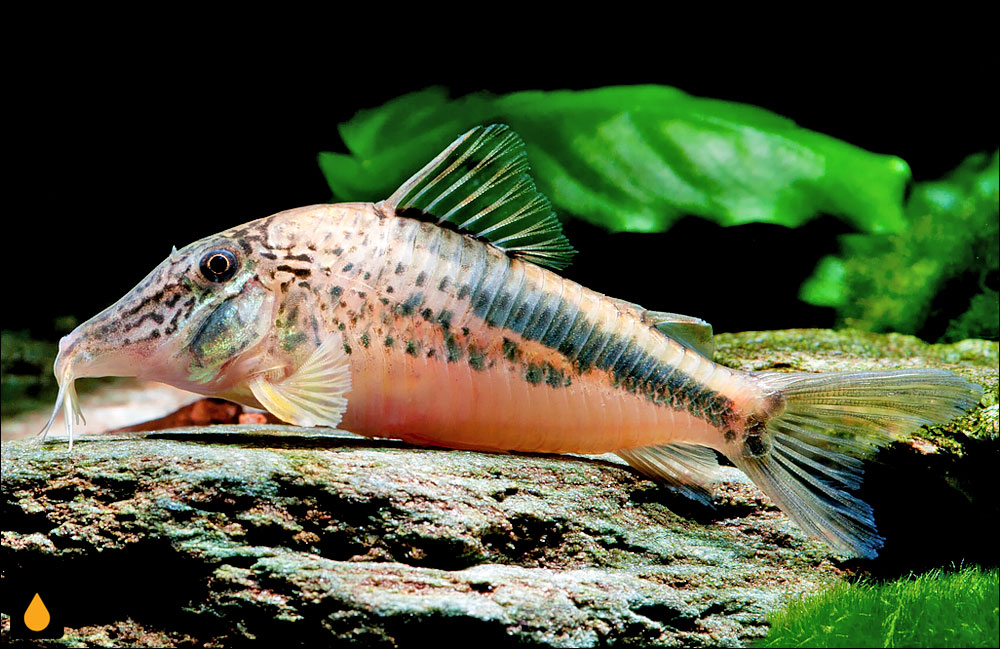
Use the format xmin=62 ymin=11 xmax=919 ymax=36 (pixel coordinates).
xmin=379 ymin=124 xmax=576 ymax=270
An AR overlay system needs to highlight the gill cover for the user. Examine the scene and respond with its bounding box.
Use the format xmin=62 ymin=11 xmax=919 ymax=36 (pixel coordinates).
xmin=187 ymin=279 xmax=272 ymax=384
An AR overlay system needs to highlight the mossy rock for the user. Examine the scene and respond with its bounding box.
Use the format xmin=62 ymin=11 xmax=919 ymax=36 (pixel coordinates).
xmin=2 ymin=329 xmax=996 ymax=647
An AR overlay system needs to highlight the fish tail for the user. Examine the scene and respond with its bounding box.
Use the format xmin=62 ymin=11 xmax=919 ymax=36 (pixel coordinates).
xmin=729 ymin=369 xmax=982 ymax=558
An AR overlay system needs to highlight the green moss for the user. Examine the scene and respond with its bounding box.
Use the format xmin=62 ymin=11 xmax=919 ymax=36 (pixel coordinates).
xmin=757 ymin=567 xmax=999 ymax=648
xmin=802 ymin=150 xmax=999 ymax=343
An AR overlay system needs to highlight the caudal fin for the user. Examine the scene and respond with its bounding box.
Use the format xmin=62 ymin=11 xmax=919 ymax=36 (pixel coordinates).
xmin=731 ymin=369 xmax=982 ymax=558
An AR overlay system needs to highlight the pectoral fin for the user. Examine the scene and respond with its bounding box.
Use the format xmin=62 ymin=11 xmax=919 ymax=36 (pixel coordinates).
xmin=248 ymin=335 xmax=352 ymax=428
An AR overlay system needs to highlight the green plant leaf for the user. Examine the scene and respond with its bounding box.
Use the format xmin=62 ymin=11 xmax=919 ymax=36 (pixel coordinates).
xmin=801 ymin=149 xmax=999 ymax=342
xmin=319 ymin=86 xmax=911 ymax=233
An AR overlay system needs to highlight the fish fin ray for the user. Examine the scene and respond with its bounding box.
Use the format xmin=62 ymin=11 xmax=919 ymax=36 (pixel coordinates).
xmin=732 ymin=440 xmax=880 ymax=557
xmin=616 ymin=443 xmax=722 ymax=505
xmin=248 ymin=335 xmax=351 ymax=428
xmin=728 ymin=369 xmax=983 ymax=558
xmin=381 ymin=124 xmax=576 ymax=270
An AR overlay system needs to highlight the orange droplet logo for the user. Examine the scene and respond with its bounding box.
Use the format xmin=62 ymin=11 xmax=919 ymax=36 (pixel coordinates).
xmin=24 ymin=593 xmax=51 ymax=632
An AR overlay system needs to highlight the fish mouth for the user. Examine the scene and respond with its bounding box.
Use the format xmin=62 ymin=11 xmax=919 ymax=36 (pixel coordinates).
xmin=38 ymin=334 xmax=88 ymax=450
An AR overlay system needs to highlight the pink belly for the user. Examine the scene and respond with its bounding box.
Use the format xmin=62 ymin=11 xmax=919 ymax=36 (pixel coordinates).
xmin=339 ymin=347 xmax=717 ymax=454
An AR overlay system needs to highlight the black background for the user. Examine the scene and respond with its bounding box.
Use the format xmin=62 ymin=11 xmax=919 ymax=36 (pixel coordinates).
xmin=6 ymin=40 xmax=995 ymax=340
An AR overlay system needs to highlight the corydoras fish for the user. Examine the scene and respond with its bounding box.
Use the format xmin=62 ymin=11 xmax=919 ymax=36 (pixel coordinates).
xmin=42 ymin=124 xmax=982 ymax=558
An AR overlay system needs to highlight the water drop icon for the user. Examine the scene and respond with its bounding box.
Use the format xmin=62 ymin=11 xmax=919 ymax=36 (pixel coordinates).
xmin=24 ymin=593 xmax=51 ymax=632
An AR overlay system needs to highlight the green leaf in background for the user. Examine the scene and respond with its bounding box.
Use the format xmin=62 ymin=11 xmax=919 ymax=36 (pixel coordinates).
xmin=319 ymin=86 xmax=911 ymax=234
xmin=802 ymin=150 xmax=999 ymax=342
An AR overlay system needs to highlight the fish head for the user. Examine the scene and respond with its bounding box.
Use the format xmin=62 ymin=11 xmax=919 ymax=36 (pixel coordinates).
xmin=43 ymin=220 xmax=281 ymax=443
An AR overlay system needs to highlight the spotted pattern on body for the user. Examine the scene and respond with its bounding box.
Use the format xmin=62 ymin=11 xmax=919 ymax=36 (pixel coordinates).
xmin=237 ymin=205 xmax=764 ymax=454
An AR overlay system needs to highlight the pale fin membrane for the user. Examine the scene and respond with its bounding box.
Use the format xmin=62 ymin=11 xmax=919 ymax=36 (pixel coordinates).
xmin=616 ymin=443 xmax=723 ymax=505
xmin=381 ymin=124 xmax=576 ymax=270
xmin=732 ymin=369 xmax=983 ymax=558
xmin=248 ymin=335 xmax=352 ymax=428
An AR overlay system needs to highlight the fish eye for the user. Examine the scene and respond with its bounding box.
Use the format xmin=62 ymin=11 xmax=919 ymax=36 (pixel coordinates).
xmin=199 ymin=249 xmax=239 ymax=282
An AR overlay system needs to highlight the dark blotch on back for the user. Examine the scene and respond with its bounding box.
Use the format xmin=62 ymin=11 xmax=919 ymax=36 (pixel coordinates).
xmin=502 ymin=338 xmax=519 ymax=362
xmin=395 ymin=293 xmax=424 ymax=317
xmin=277 ymin=265 xmax=311 ymax=278
xmin=437 ymin=310 xmax=453 ymax=330
xmin=468 ymin=346 xmax=487 ymax=371
xmin=445 ymin=332 xmax=462 ymax=362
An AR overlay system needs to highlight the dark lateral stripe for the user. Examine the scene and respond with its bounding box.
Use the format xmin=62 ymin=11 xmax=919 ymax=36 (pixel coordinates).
xmin=521 ymin=290 xmax=561 ymax=343
xmin=447 ymin=237 xmax=736 ymax=427
xmin=555 ymin=308 xmax=592 ymax=359
xmin=575 ymin=325 xmax=613 ymax=372
xmin=610 ymin=342 xmax=644 ymax=379
xmin=454 ymin=237 xmax=488 ymax=303
xmin=646 ymin=362 xmax=678 ymax=388
xmin=632 ymin=352 xmax=662 ymax=386
xmin=539 ymin=296 xmax=580 ymax=353
xmin=507 ymin=283 xmax=544 ymax=335
xmin=471 ymin=263 xmax=506 ymax=320
xmin=592 ymin=332 xmax=629 ymax=373
xmin=484 ymin=264 xmax=524 ymax=330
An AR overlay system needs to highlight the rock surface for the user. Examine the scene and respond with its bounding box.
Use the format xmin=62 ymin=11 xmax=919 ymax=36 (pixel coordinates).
xmin=2 ymin=329 xmax=996 ymax=647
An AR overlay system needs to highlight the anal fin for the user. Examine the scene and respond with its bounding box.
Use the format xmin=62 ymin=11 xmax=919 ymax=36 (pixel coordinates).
xmin=616 ymin=443 xmax=722 ymax=505
xmin=248 ymin=335 xmax=352 ymax=428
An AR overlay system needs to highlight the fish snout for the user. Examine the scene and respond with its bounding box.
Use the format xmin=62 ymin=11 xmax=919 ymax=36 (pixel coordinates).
xmin=54 ymin=330 xmax=82 ymax=381
xmin=53 ymin=322 xmax=133 ymax=382
xmin=57 ymin=329 xmax=81 ymax=360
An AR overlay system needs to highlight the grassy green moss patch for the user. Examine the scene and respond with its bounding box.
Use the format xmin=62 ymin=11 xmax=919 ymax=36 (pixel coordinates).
xmin=758 ymin=566 xmax=999 ymax=648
